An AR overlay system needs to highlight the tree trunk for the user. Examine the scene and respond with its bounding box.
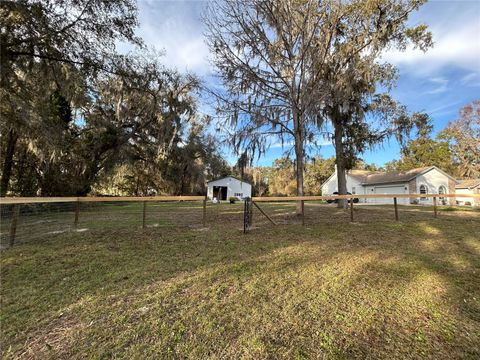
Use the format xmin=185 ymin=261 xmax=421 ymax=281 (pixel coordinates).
xmin=1 ymin=129 xmax=18 ymax=197
xmin=293 ymin=110 xmax=304 ymax=214
xmin=333 ymin=120 xmax=348 ymax=209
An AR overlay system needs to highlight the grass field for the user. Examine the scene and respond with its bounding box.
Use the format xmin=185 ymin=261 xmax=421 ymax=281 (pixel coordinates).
xmin=1 ymin=203 xmax=479 ymax=359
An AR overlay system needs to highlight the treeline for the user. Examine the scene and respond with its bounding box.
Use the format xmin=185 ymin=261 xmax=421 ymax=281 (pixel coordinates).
xmin=237 ymin=156 xmax=381 ymax=197
xmin=0 ymin=0 xmax=229 ymax=197
xmin=385 ymin=101 xmax=479 ymax=179
xmin=2 ymin=1 xmax=478 ymax=199
xmin=241 ymin=100 xmax=479 ymax=197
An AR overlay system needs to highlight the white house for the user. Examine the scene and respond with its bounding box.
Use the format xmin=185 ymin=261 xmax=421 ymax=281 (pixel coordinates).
xmin=207 ymin=176 xmax=252 ymax=201
xmin=321 ymin=166 xmax=457 ymax=205
xmin=455 ymin=179 xmax=480 ymax=206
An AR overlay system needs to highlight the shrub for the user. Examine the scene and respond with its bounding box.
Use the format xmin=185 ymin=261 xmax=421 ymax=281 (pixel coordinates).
xmin=441 ymin=206 xmax=458 ymax=212
xmin=229 ymin=197 xmax=237 ymax=204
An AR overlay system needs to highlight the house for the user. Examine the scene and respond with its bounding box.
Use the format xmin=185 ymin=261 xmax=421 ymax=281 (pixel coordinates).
xmin=321 ymin=166 xmax=457 ymax=205
xmin=455 ymin=179 xmax=480 ymax=206
xmin=207 ymin=176 xmax=252 ymax=201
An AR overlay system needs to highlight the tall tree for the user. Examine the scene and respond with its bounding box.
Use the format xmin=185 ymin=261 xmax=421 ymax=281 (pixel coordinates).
xmin=315 ymin=0 xmax=432 ymax=207
xmin=203 ymin=0 xmax=327 ymax=211
xmin=0 ymin=0 xmax=140 ymax=195
xmin=439 ymin=100 xmax=480 ymax=179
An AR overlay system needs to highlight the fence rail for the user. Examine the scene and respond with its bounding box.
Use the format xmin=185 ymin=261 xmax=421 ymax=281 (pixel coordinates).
xmin=252 ymin=193 xmax=479 ymax=201
xmin=1 ymin=193 xmax=478 ymax=206
xmin=1 ymin=194 xmax=478 ymax=246
xmin=0 ymin=195 xmax=205 ymax=204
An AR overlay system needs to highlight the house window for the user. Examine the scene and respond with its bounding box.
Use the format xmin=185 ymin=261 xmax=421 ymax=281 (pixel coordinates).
xmin=438 ymin=185 xmax=446 ymax=196
xmin=419 ymin=184 xmax=428 ymax=200
xmin=438 ymin=185 xmax=447 ymax=203
xmin=234 ymin=193 xmax=243 ymax=197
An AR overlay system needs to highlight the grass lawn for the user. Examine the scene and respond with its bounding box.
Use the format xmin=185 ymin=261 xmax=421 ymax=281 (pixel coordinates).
xmin=1 ymin=203 xmax=479 ymax=359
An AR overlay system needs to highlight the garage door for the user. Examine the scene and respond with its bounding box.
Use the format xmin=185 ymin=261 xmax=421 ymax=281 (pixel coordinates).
xmin=374 ymin=186 xmax=406 ymax=204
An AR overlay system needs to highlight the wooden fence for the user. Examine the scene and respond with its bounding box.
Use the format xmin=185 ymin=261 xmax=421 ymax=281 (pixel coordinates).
xmin=0 ymin=196 xmax=207 ymax=247
xmin=250 ymin=193 xmax=479 ymax=227
xmin=0 ymin=193 xmax=478 ymax=245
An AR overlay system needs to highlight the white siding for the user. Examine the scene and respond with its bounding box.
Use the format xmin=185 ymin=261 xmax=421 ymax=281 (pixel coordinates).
xmin=321 ymin=167 xmax=454 ymax=206
xmin=321 ymin=170 xmax=365 ymax=203
xmin=207 ymin=177 xmax=252 ymax=201
xmin=363 ymin=183 xmax=409 ymax=205
xmin=415 ymin=169 xmax=451 ymax=205
xmin=455 ymin=188 xmax=478 ymax=206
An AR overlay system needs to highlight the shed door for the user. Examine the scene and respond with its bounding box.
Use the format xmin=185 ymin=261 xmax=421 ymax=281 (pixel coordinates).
xmin=213 ymin=186 xmax=228 ymax=201
xmin=374 ymin=186 xmax=405 ymax=204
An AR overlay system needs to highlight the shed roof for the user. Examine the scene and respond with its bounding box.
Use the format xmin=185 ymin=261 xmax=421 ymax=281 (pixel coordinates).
xmin=455 ymin=179 xmax=480 ymax=189
xmin=207 ymin=176 xmax=251 ymax=185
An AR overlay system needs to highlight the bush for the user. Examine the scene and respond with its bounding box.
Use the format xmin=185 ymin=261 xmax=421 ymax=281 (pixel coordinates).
xmin=229 ymin=197 xmax=237 ymax=204
xmin=441 ymin=206 xmax=458 ymax=212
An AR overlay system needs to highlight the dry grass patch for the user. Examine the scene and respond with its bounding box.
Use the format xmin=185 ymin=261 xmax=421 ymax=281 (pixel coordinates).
xmin=1 ymin=205 xmax=479 ymax=359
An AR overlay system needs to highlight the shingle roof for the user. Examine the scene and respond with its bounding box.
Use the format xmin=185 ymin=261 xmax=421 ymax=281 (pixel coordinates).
xmin=455 ymin=179 xmax=480 ymax=189
xmin=348 ymin=166 xmax=444 ymax=185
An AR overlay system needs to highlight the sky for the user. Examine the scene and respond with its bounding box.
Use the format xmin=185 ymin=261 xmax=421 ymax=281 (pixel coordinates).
xmin=124 ymin=0 xmax=480 ymax=167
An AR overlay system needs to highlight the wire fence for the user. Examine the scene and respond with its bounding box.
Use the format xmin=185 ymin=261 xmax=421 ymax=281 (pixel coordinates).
xmin=0 ymin=194 xmax=479 ymax=248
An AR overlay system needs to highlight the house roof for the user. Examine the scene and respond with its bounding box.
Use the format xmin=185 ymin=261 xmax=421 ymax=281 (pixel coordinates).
xmin=455 ymin=179 xmax=480 ymax=189
xmin=359 ymin=166 xmax=433 ymax=185
xmin=207 ymin=176 xmax=251 ymax=185
xmin=321 ymin=165 xmax=456 ymax=188
xmin=352 ymin=166 xmax=456 ymax=185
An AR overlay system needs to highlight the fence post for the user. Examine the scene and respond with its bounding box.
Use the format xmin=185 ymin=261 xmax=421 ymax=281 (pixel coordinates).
xmin=350 ymin=198 xmax=354 ymax=222
xmin=142 ymin=201 xmax=147 ymax=229
xmin=433 ymin=196 xmax=438 ymax=218
xmin=9 ymin=204 xmax=20 ymax=247
xmin=394 ymin=197 xmax=399 ymax=221
xmin=301 ymin=200 xmax=305 ymax=226
xmin=74 ymin=200 xmax=80 ymax=229
xmin=203 ymin=196 xmax=207 ymax=227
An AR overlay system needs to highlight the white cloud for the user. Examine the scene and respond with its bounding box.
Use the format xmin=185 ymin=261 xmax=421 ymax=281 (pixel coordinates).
xmin=460 ymin=72 xmax=480 ymax=87
xmin=381 ymin=8 xmax=480 ymax=75
xmin=134 ymin=0 xmax=211 ymax=75
xmin=425 ymin=77 xmax=448 ymax=94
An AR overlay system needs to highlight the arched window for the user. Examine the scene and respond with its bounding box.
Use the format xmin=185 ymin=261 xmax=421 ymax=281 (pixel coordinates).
xmin=439 ymin=185 xmax=447 ymax=202
xmin=420 ymin=184 xmax=428 ymax=200
xmin=438 ymin=185 xmax=446 ymax=195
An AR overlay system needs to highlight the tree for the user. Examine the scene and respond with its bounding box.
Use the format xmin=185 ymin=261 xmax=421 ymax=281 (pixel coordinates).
xmin=384 ymin=137 xmax=458 ymax=176
xmin=314 ymin=0 xmax=433 ymax=207
xmin=250 ymin=167 xmax=270 ymax=197
xmin=91 ymin=119 xmax=230 ymax=196
xmin=265 ymin=158 xmax=297 ymax=196
xmin=304 ymin=156 xmax=336 ymax=195
xmin=78 ymin=54 xmax=201 ymax=196
xmin=439 ymin=100 xmax=480 ymax=178
xmin=0 ymin=0 xmax=140 ymax=196
xmin=203 ymin=0 xmax=327 ymax=211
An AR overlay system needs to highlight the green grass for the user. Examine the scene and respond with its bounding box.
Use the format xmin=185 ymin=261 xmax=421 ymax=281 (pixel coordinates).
xmin=1 ymin=204 xmax=479 ymax=359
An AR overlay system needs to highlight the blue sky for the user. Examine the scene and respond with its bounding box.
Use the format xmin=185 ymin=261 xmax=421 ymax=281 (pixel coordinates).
xmin=126 ymin=0 xmax=480 ymax=167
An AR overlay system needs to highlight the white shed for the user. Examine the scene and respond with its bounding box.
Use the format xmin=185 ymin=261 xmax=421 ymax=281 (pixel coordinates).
xmin=207 ymin=176 xmax=252 ymax=201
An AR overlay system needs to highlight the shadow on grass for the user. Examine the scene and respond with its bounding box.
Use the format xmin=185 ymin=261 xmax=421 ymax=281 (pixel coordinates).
xmin=1 ymin=208 xmax=479 ymax=358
